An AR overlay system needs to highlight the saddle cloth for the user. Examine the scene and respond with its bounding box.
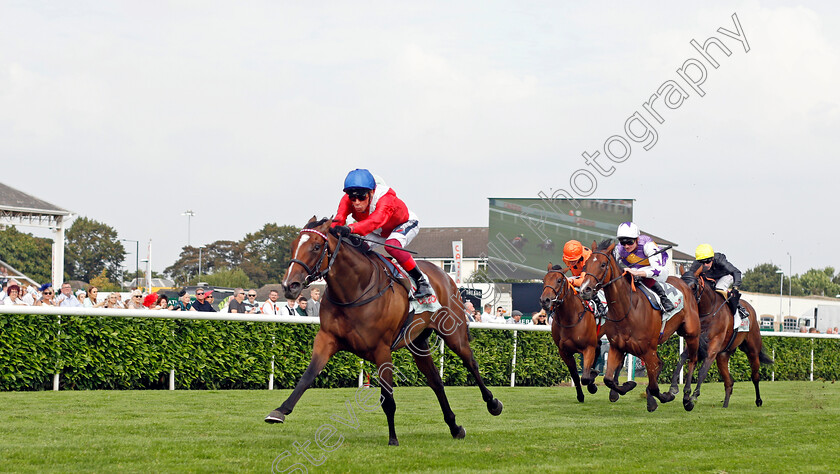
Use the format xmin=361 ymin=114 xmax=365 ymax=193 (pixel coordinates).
xmin=637 ymin=281 xmax=684 ymax=331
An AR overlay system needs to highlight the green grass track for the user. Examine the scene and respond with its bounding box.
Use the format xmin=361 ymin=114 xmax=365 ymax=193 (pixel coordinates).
xmin=1 ymin=382 xmax=838 ymax=472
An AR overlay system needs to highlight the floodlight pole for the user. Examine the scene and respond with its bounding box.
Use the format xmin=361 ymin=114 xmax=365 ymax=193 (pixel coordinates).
xmin=777 ymin=269 xmax=784 ymax=326
xmin=182 ymin=210 xmax=195 ymax=247
xmin=122 ymin=239 xmax=139 ymax=288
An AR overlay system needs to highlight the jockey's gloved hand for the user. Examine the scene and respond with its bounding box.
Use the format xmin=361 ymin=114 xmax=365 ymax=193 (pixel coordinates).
xmin=334 ymin=225 xmax=352 ymax=238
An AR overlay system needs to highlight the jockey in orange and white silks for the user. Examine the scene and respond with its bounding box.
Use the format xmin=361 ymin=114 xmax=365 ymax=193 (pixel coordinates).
xmin=613 ymin=222 xmax=675 ymax=313
xmin=563 ymin=240 xmax=607 ymax=316
xmin=331 ymin=169 xmax=432 ymax=299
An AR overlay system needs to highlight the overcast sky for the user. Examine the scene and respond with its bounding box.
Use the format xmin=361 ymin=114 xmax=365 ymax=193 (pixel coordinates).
xmin=2 ymin=1 xmax=838 ymax=277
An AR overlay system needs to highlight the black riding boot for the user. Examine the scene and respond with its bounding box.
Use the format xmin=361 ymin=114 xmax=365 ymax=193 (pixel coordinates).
xmin=650 ymin=281 xmax=675 ymax=313
xmin=728 ymin=289 xmax=742 ymax=316
xmin=592 ymin=294 xmax=608 ymax=317
xmin=408 ymin=268 xmax=433 ymax=300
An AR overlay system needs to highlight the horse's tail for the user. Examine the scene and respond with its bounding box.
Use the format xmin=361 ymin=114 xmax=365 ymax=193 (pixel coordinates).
xmin=697 ymin=331 xmax=709 ymax=361
xmin=758 ymin=348 xmax=774 ymax=365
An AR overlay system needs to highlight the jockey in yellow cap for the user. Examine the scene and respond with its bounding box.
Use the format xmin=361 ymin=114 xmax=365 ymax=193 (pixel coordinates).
xmin=689 ymin=243 xmax=745 ymax=327
xmin=563 ymin=240 xmax=606 ymax=316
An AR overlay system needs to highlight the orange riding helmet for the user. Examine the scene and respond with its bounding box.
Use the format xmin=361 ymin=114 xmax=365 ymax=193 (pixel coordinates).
xmin=562 ymin=240 xmax=592 ymax=276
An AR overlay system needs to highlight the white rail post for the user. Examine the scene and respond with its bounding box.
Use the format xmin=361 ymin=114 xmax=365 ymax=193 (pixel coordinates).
xmin=679 ymin=336 xmax=684 ymax=385
xmin=628 ymin=354 xmax=635 ymax=382
xmin=53 ymin=314 xmax=61 ymax=391
xmin=439 ymin=338 xmax=445 ymax=379
xmin=771 ymin=348 xmax=775 ymax=382
xmin=510 ymin=330 xmax=518 ymax=387
xmin=269 ymin=334 xmax=276 ymax=390
xmin=810 ymin=338 xmax=814 ymax=382
xmin=169 ymin=370 xmax=175 ymax=390
xmin=358 ymin=359 xmax=364 ymax=388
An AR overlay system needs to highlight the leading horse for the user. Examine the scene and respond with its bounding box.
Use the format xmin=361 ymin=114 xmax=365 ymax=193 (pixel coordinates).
xmin=678 ymin=267 xmax=773 ymax=407
xmin=579 ymin=240 xmax=704 ymax=412
xmin=265 ymin=217 xmax=503 ymax=445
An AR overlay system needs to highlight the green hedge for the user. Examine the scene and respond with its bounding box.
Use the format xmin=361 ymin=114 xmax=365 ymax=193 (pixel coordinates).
xmin=1 ymin=314 xmax=838 ymax=391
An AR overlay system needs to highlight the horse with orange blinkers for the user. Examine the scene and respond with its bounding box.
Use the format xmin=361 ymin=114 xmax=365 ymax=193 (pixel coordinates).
xmin=578 ymin=239 xmax=705 ymax=412
xmin=265 ymin=217 xmax=503 ymax=445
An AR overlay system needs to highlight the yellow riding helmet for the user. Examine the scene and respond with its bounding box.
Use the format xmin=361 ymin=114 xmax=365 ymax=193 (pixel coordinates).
xmin=695 ymin=244 xmax=714 ymax=261
xmin=563 ymin=240 xmax=583 ymax=262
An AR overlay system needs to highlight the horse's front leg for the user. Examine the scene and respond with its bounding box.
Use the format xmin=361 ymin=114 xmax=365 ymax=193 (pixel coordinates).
xmin=266 ymin=331 xmax=338 ymax=423
xmin=580 ymin=344 xmax=598 ymax=394
xmin=375 ymin=349 xmax=400 ymax=446
xmin=558 ymin=348 xmax=584 ymax=403
xmin=668 ymin=349 xmax=688 ymax=397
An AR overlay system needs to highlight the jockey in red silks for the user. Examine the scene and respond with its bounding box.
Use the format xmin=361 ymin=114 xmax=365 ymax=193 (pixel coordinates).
xmin=331 ymin=169 xmax=433 ymax=299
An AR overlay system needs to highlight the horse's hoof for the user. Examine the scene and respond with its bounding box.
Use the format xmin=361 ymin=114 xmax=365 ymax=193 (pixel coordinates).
xmin=576 ymin=392 xmax=584 ymax=403
xmin=609 ymin=390 xmax=620 ymax=402
xmin=488 ymin=399 xmax=503 ymax=416
xmin=264 ymin=410 xmax=285 ymax=424
xmin=659 ymin=392 xmax=675 ymax=403
xmin=756 ymin=398 xmax=763 ymax=407
xmin=452 ymin=426 xmax=466 ymax=439
xmin=668 ymin=386 xmax=679 ymax=397
xmin=647 ymin=400 xmax=658 ymax=412
xmin=683 ymin=398 xmax=695 ymax=412
xmin=388 ymin=438 xmax=399 ymax=446
xmin=587 ymin=384 xmax=598 ymax=394
xmin=624 ymin=381 xmax=637 ymax=391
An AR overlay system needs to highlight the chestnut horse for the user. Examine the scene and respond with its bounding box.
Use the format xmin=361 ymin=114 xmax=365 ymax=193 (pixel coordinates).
xmin=578 ymin=240 xmax=704 ymax=412
xmin=678 ymin=268 xmax=773 ymax=407
xmin=265 ymin=217 xmax=503 ymax=445
xmin=539 ymin=264 xmax=602 ymax=402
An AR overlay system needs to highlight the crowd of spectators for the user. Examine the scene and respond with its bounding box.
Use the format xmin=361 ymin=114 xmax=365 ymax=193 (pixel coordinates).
xmin=0 ymin=279 xmax=323 ymax=317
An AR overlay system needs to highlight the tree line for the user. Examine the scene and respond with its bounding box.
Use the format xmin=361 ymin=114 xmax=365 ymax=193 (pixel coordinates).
xmin=0 ymin=218 xmax=300 ymax=289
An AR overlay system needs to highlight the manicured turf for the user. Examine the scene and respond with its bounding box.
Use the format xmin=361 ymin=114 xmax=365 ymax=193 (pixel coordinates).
xmin=1 ymin=382 xmax=838 ymax=472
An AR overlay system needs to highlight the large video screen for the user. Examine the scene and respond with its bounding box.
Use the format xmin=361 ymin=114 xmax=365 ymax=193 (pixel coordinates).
xmin=488 ymin=198 xmax=633 ymax=279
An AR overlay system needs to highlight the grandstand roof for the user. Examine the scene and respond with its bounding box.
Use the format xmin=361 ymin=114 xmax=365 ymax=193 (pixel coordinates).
xmin=405 ymin=227 xmax=488 ymax=259
xmin=0 ymin=182 xmax=70 ymax=216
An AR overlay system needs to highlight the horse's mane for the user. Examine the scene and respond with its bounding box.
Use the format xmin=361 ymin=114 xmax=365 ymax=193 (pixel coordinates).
xmin=305 ymin=218 xmax=330 ymax=229
xmin=680 ymin=272 xmax=696 ymax=286
xmin=597 ymin=238 xmax=613 ymax=251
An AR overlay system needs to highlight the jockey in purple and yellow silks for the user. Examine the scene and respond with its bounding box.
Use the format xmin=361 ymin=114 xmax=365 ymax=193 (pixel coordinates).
xmin=613 ymin=222 xmax=674 ymax=313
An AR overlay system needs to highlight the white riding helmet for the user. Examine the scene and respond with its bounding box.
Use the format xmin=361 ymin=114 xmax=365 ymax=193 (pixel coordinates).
xmin=617 ymin=222 xmax=640 ymax=239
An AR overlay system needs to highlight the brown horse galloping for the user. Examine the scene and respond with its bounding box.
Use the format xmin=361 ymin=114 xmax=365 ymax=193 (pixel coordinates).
xmin=578 ymin=240 xmax=704 ymax=412
xmin=678 ymin=268 xmax=773 ymax=407
xmin=265 ymin=217 xmax=503 ymax=445
xmin=540 ymin=264 xmax=603 ymax=402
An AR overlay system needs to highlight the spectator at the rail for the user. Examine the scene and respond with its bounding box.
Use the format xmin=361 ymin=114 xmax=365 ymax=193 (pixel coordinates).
xmin=506 ymin=310 xmax=523 ymax=324
xmin=190 ymin=288 xmax=215 ymax=312
xmin=833 ymin=327 xmax=839 ymax=335
xmin=484 ymin=306 xmax=506 ymax=324
xmin=808 ymin=327 xmax=819 ymax=334
xmin=34 ymin=286 xmax=56 ymax=306
xmin=479 ymin=304 xmax=493 ymax=322
xmin=228 ymin=288 xmax=247 ymax=314
xmin=104 ymin=292 xmax=124 ymax=309
xmin=463 ymin=300 xmax=476 ymax=322
xmin=306 ymin=288 xmax=321 ymax=317
xmin=283 ymin=298 xmax=297 ymax=316
xmin=156 ymin=294 xmax=173 ymax=310
xmin=76 ymin=289 xmax=87 ymax=305
xmin=799 ymin=326 xmax=808 ymax=333
xmin=20 ymin=282 xmax=36 ymax=305
xmin=295 ymin=296 xmax=309 ymax=316
xmin=2 ymin=284 xmax=26 ymax=305
xmin=205 ymin=291 xmax=216 ymax=309
xmin=261 ymin=289 xmax=282 ymax=315
xmin=532 ymin=310 xmax=548 ymax=325
xmin=172 ymin=290 xmax=191 ymax=311
xmin=83 ymin=286 xmax=106 ymax=308
xmin=56 ymin=282 xmax=82 ymax=307
xmin=126 ymin=289 xmax=146 ymax=309
xmin=243 ymin=289 xmax=261 ymax=314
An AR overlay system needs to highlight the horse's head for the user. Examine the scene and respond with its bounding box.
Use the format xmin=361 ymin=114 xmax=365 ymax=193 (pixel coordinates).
xmin=579 ymin=239 xmax=616 ymax=301
xmin=541 ymin=264 xmax=572 ymax=311
xmin=680 ymin=265 xmax=704 ymax=303
xmin=282 ymin=216 xmax=333 ymax=299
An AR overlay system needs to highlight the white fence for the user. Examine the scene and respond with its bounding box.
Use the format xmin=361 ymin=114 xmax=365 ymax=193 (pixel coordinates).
xmin=2 ymin=305 xmax=838 ymax=390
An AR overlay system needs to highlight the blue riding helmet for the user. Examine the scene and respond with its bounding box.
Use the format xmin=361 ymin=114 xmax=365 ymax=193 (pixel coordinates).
xmin=343 ymin=169 xmax=376 ymax=192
